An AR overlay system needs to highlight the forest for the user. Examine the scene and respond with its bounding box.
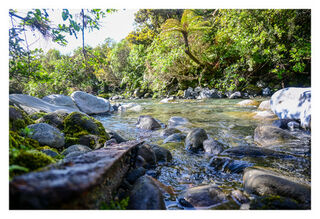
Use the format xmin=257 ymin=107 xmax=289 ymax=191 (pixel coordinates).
xmin=9 ymin=9 xmax=311 ymax=98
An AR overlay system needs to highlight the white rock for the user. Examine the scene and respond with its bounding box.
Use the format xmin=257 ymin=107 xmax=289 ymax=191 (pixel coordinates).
xmin=271 ymin=87 xmax=311 ymax=129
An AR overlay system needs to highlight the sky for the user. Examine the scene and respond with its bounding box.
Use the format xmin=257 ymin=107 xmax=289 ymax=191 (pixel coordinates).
xmin=12 ymin=9 xmax=139 ymax=55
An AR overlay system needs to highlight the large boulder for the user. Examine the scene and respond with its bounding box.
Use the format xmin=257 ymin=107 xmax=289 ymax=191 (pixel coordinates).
xmin=63 ymin=112 xmax=109 ymax=148
xmin=71 ymin=91 xmax=111 ymax=115
xmin=243 ymin=167 xmax=311 ymax=205
xmin=42 ymin=94 xmax=79 ymax=110
xmin=182 ymin=185 xmax=228 ymax=208
xmin=9 ymin=94 xmax=79 ymax=114
xmin=254 ymin=125 xmax=296 ymax=146
xmin=136 ymin=115 xmax=161 ymax=130
xmin=27 ymin=123 xmax=65 ymax=149
xmin=270 ymin=87 xmax=311 ymax=129
xmin=185 ymin=128 xmax=208 ymax=152
xmin=128 ymin=175 xmax=166 ymax=210
xmin=10 ymin=141 xmax=143 ymax=209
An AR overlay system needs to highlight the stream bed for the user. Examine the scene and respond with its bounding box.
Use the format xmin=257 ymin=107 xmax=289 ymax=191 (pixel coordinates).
xmin=95 ymin=98 xmax=311 ymax=210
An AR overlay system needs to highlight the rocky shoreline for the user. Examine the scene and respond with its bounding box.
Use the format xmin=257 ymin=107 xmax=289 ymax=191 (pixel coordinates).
xmin=9 ymin=87 xmax=311 ymax=210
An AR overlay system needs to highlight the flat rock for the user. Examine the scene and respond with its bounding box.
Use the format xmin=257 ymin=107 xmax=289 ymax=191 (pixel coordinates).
xmin=163 ymin=133 xmax=186 ymax=143
xmin=209 ymin=157 xmax=253 ymax=174
xmin=9 ymin=94 xmax=80 ymax=114
xmin=10 ymin=141 xmax=143 ymax=209
xmin=71 ymin=91 xmax=111 ymax=115
xmin=270 ymin=87 xmax=311 ymax=129
xmin=42 ymin=94 xmax=79 ymax=110
xmin=160 ymin=128 xmax=181 ymax=138
xmin=243 ymin=167 xmax=311 ymax=204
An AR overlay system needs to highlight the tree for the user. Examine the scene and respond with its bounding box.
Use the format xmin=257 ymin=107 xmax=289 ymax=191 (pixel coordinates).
xmin=161 ymin=9 xmax=218 ymax=86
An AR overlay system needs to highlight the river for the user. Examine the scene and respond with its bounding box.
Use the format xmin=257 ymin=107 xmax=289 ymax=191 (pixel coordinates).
xmin=95 ymin=98 xmax=311 ymax=209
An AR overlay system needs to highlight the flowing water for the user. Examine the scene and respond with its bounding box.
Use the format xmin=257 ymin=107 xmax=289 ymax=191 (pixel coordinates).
xmin=95 ymin=98 xmax=311 ymax=210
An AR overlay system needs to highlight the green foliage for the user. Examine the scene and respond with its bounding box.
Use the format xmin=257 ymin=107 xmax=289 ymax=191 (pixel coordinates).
xmin=99 ymin=197 xmax=129 ymax=210
xmin=9 ymin=9 xmax=311 ymax=98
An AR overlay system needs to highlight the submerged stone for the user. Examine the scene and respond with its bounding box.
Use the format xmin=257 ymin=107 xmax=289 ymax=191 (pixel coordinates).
xmin=136 ymin=115 xmax=161 ymax=130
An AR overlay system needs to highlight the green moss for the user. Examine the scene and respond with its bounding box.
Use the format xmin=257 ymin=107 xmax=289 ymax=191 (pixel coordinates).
xmin=13 ymin=150 xmax=55 ymax=172
xmin=63 ymin=112 xmax=109 ymax=147
xmin=176 ymin=90 xmax=184 ymax=97
xmin=9 ymin=106 xmax=33 ymax=131
xmin=9 ymin=131 xmax=40 ymax=149
xmin=100 ymin=197 xmax=129 ymax=210
xmin=30 ymin=112 xmax=47 ymax=120
xmin=159 ymin=142 xmax=185 ymax=150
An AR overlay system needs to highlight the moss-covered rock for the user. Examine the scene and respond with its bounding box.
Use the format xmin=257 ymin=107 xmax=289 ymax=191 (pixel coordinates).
xmin=9 ymin=131 xmax=40 ymax=149
xmin=30 ymin=112 xmax=47 ymax=120
xmin=36 ymin=111 xmax=68 ymax=130
xmin=9 ymin=106 xmax=33 ymax=132
xmin=12 ymin=150 xmax=54 ymax=172
xmin=63 ymin=112 xmax=109 ymax=148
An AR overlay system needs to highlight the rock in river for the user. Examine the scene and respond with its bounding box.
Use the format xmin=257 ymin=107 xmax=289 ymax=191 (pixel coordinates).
xmin=71 ymin=91 xmax=111 ymax=115
xmin=128 ymin=175 xmax=166 ymax=210
xmin=168 ymin=116 xmax=189 ymax=127
xmin=160 ymin=128 xmax=181 ymax=138
xmin=254 ymin=125 xmax=296 ymax=146
xmin=185 ymin=128 xmax=208 ymax=152
xmin=203 ymin=139 xmax=225 ymax=155
xmin=163 ymin=133 xmax=186 ymax=143
xmin=243 ymin=167 xmax=311 ymax=205
xmin=136 ymin=115 xmax=161 ymax=130
xmin=27 ymin=123 xmax=65 ymax=149
xmin=182 ymin=184 xmax=228 ymax=208
xmin=258 ymin=100 xmax=271 ymax=111
xmin=270 ymin=87 xmax=311 ymax=129
xmin=236 ymin=99 xmax=259 ymax=107
xmin=209 ymin=156 xmax=253 ymax=173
